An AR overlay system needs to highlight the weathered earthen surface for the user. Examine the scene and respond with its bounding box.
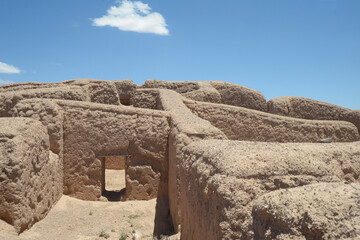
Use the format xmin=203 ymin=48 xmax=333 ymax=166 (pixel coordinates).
xmin=342 ymin=110 xmax=360 ymax=133
xmin=142 ymin=79 xmax=267 ymax=111
xmin=186 ymin=100 xmax=360 ymax=142
xmin=104 ymin=156 xmax=126 ymax=170
xmin=63 ymin=79 xmax=120 ymax=105
xmin=210 ymin=80 xmax=267 ymax=111
xmin=0 ymin=79 xmax=130 ymax=118
xmin=12 ymin=99 xmax=64 ymax=154
xmin=182 ymin=81 xmax=221 ymax=103
xmin=0 ymin=79 xmax=359 ymax=238
xmin=141 ymin=79 xmax=221 ymax=104
xmin=180 ymin=140 xmax=360 ymax=239
xmin=131 ymin=88 xmax=159 ymax=109
xmin=267 ymin=96 xmax=349 ymax=120
xmin=0 ymin=118 xmax=62 ymax=233
xmin=142 ymin=79 xmax=200 ymax=94
xmin=158 ymin=89 xmax=227 ymax=231
xmin=253 ymin=182 xmax=360 ymax=240
xmin=10 ymin=99 xmax=64 ymax=212
xmin=267 ymin=97 xmax=360 ymax=134
xmin=0 ymin=86 xmax=86 ymax=117
xmin=0 ymin=82 xmax=61 ymax=92
xmin=60 ymin=100 xmax=170 ymax=201
xmin=113 ymin=79 xmax=136 ymax=105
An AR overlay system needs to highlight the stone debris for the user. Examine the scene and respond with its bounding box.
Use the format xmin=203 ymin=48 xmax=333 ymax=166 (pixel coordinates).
xmin=317 ymin=137 xmax=333 ymax=143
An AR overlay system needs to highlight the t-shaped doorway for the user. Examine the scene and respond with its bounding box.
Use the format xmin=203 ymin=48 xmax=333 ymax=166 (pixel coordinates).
xmin=102 ymin=155 xmax=127 ymax=201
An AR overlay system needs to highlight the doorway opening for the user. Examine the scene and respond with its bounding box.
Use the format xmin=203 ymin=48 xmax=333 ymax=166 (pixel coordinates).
xmin=102 ymin=155 xmax=127 ymax=201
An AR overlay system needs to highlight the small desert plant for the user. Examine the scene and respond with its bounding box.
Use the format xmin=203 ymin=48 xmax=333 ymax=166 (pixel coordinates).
xmin=119 ymin=231 xmax=128 ymax=240
xmin=99 ymin=229 xmax=110 ymax=239
xmin=89 ymin=211 xmax=93 ymax=216
xmin=132 ymin=229 xmax=142 ymax=240
xmin=128 ymin=214 xmax=140 ymax=219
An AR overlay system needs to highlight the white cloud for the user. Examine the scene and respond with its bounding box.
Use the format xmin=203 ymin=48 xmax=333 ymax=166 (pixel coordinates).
xmin=0 ymin=79 xmax=14 ymax=85
xmin=92 ymin=0 xmax=169 ymax=35
xmin=0 ymin=62 xmax=21 ymax=74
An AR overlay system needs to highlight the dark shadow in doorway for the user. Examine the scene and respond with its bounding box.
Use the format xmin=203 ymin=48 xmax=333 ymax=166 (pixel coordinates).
xmin=102 ymin=189 xmax=126 ymax=202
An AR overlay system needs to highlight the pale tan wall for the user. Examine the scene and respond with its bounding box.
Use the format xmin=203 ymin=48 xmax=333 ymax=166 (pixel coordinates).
xmin=12 ymin=99 xmax=64 ymax=207
xmin=0 ymin=118 xmax=62 ymax=233
xmin=342 ymin=110 xmax=360 ymax=133
xmin=113 ymin=79 xmax=137 ymax=105
xmin=252 ymin=182 xmax=360 ymax=239
xmin=0 ymin=86 xmax=87 ymax=117
xmin=182 ymin=81 xmax=221 ymax=104
xmin=141 ymin=79 xmax=200 ymax=93
xmin=0 ymin=81 xmax=64 ymax=92
xmin=157 ymin=89 xmax=227 ymax=231
xmin=186 ymin=100 xmax=360 ymax=142
xmin=210 ymin=80 xmax=267 ymax=111
xmin=3 ymin=79 xmax=359 ymax=239
xmin=267 ymin=96 xmax=360 ymax=134
xmin=267 ymin=96 xmax=349 ymax=120
xmin=131 ymin=89 xmax=159 ymax=109
xmin=12 ymin=99 xmax=64 ymax=154
xmin=60 ymin=101 xmax=170 ymax=201
xmin=104 ymin=156 xmax=126 ymax=170
xmin=63 ymin=79 xmax=121 ymax=105
xmin=141 ymin=79 xmax=267 ymax=110
xmin=0 ymin=79 xmax=129 ymax=117
xmin=179 ymin=140 xmax=360 ymax=239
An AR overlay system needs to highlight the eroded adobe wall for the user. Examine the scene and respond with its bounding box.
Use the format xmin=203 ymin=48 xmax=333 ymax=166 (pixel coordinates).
xmin=113 ymin=79 xmax=137 ymax=105
xmin=157 ymin=89 xmax=227 ymax=231
xmin=179 ymin=140 xmax=360 ymax=240
xmin=186 ymin=100 xmax=360 ymax=142
xmin=62 ymin=79 xmax=120 ymax=105
xmin=182 ymin=81 xmax=221 ymax=103
xmin=0 ymin=118 xmax=62 ymax=233
xmin=0 ymin=86 xmax=86 ymax=117
xmin=0 ymin=79 xmax=135 ymax=117
xmin=141 ymin=79 xmax=267 ymax=110
xmin=253 ymin=182 xmax=360 ymax=239
xmin=267 ymin=96 xmax=349 ymax=120
xmin=104 ymin=156 xmax=126 ymax=170
xmin=0 ymin=81 xmax=65 ymax=92
xmin=12 ymin=99 xmax=64 ymax=155
xmin=209 ymin=80 xmax=267 ymax=111
xmin=268 ymin=96 xmax=360 ymax=133
xmin=140 ymin=80 xmax=221 ymax=105
xmin=342 ymin=110 xmax=360 ymax=133
xmin=142 ymin=79 xmax=200 ymax=93
xmin=131 ymin=88 xmax=160 ymax=109
xmin=10 ymin=99 xmax=64 ymax=211
xmin=60 ymin=101 xmax=170 ymax=201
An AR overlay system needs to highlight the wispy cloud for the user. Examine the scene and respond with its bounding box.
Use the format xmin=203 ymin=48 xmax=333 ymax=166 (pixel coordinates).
xmin=0 ymin=79 xmax=15 ymax=85
xmin=0 ymin=62 xmax=21 ymax=74
xmin=92 ymin=0 xmax=169 ymax=35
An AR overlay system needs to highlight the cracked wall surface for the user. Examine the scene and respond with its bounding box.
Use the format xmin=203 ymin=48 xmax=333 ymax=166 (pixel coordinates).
xmin=0 ymin=118 xmax=62 ymax=233
xmin=0 ymin=79 xmax=359 ymax=239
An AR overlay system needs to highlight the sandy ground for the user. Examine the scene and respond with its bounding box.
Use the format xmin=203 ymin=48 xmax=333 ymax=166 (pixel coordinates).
xmin=0 ymin=170 xmax=179 ymax=240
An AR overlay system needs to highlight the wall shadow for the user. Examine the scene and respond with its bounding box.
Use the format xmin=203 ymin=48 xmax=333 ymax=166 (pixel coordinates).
xmin=153 ymin=196 xmax=175 ymax=237
xmin=102 ymin=189 xmax=126 ymax=202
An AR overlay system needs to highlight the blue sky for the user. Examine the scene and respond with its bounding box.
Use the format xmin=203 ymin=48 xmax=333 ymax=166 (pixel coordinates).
xmin=0 ymin=0 xmax=359 ymax=109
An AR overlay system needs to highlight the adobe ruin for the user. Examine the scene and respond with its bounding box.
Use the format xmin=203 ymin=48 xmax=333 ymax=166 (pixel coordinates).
xmin=0 ymin=79 xmax=359 ymax=239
